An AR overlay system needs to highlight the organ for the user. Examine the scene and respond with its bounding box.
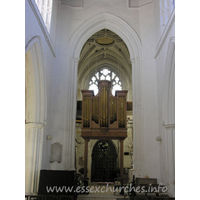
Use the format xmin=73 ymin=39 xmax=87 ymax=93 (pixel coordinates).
xmin=81 ymin=80 xmax=128 ymax=183
xmin=81 ymin=80 xmax=128 ymax=140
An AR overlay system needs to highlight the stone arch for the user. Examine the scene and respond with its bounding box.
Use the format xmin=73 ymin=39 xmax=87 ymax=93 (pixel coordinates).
xmin=162 ymin=37 xmax=175 ymax=126
xmin=162 ymin=37 xmax=175 ymax=197
xmin=69 ymin=13 xmax=142 ymax=60
xmin=90 ymin=139 xmax=118 ymax=155
xmin=25 ymin=36 xmax=47 ymax=194
xmin=25 ymin=36 xmax=47 ymax=125
xmin=65 ymin=13 xmax=143 ymax=173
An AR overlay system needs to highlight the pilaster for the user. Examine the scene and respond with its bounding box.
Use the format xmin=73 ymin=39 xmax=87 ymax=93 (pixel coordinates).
xmin=131 ymin=57 xmax=143 ymax=176
xmin=25 ymin=123 xmax=44 ymax=194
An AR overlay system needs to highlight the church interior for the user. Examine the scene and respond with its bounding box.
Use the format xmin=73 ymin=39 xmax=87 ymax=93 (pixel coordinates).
xmin=25 ymin=0 xmax=176 ymax=199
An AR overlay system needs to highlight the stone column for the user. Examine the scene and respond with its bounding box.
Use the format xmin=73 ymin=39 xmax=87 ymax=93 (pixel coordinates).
xmin=131 ymin=58 xmax=143 ymax=177
xmin=120 ymin=139 xmax=124 ymax=183
xmin=25 ymin=123 xmax=44 ymax=195
xmin=164 ymin=124 xmax=175 ymax=197
xmin=65 ymin=57 xmax=78 ymax=170
xmin=84 ymin=138 xmax=89 ymax=181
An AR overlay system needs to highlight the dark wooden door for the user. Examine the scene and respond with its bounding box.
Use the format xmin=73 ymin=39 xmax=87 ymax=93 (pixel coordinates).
xmin=91 ymin=140 xmax=117 ymax=182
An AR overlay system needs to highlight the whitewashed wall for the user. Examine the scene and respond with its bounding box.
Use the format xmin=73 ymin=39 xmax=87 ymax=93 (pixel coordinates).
xmin=25 ymin=0 xmax=59 ymax=194
xmin=25 ymin=0 xmax=175 ymax=196
xmin=154 ymin=2 xmax=175 ymax=196
xmin=137 ymin=1 xmax=161 ymax=180
xmin=52 ymin=0 xmax=161 ymax=180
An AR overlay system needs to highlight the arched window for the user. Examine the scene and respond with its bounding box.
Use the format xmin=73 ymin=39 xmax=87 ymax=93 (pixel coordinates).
xmin=35 ymin=0 xmax=53 ymax=32
xmin=89 ymin=68 xmax=122 ymax=96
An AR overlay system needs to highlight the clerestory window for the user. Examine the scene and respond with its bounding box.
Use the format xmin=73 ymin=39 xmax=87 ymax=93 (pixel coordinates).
xmin=35 ymin=0 xmax=53 ymax=32
xmin=160 ymin=0 xmax=174 ymax=32
xmin=89 ymin=68 xmax=122 ymax=96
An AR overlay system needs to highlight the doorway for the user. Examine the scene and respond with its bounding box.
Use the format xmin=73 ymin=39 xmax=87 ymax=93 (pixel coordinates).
xmin=91 ymin=140 xmax=117 ymax=182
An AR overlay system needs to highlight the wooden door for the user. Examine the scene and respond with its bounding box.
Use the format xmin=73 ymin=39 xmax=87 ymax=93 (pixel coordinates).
xmin=91 ymin=140 xmax=117 ymax=182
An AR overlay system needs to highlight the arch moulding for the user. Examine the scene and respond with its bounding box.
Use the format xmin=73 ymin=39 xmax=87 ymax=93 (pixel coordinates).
xmin=25 ymin=36 xmax=47 ymax=125
xmin=162 ymin=37 xmax=175 ymax=127
xmin=25 ymin=36 xmax=47 ymax=194
xmin=65 ymin=13 xmax=144 ymax=174
xmin=69 ymin=13 xmax=142 ymax=60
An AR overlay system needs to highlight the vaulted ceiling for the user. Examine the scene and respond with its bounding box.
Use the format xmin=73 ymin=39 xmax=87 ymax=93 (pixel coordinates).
xmin=78 ymin=29 xmax=131 ymax=83
xmin=77 ymin=29 xmax=132 ymax=100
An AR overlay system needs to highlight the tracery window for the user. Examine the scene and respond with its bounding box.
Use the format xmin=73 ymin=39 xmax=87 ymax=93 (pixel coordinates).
xmin=35 ymin=0 xmax=53 ymax=32
xmin=89 ymin=68 xmax=122 ymax=96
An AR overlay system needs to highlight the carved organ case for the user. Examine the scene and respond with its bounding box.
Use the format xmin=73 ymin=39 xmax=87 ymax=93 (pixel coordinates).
xmin=81 ymin=80 xmax=128 ymax=140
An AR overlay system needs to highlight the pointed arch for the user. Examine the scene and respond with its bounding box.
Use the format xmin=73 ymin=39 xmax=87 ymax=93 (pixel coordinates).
xmin=25 ymin=36 xmax=47 ymax=125
xmin=65 ymin=13 xmax=143 ymax=173
xmin=69 ymin=13 xmax=142 ymax=60
xmin=25 ymin=36 xmax=47 ymax=194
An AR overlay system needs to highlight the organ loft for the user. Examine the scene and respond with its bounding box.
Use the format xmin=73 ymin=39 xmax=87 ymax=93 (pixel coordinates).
xmin=81 ymin=80 xmax=128 ymax=182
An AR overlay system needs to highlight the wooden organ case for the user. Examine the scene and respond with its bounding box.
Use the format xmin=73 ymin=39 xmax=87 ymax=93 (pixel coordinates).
xmin=81 ymin=80 xmax=128 ymax=182
xmin=81 ymin=80 xmax=127 ymax=139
